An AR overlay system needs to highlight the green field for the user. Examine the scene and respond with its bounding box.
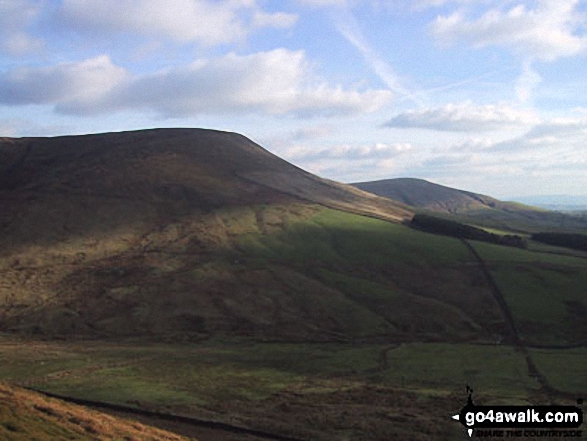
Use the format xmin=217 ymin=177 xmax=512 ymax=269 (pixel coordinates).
xmin=231 ymin=207 xmax=586 ymax=347
xmin=529 ymin=348 xmax=587 ymax=394
xmin=0 ymin=336 xmax=582 ymax=440
xmin=471 ymin=240 xmax=587 ymax=346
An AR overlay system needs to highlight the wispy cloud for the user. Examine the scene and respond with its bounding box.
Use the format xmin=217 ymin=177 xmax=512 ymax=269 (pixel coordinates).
xmin=284 ymin=141 xmax=413 ymax=161
xmin=297 ymin=0 xmax=347 ymax=7
xmin=399 ymin=115 xmax=587 ymax=195
xmin=384 ymin=102 xmax=540 ymax=132
xmin=332 ymin=6 xmax=428 ymax=107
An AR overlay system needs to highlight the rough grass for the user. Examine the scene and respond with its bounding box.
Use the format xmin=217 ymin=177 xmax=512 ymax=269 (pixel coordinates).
xmin=470 ymin=241 xmax=587 ymax=345
xmin=375 ymin=343 xmax=539 ymax=401
xmin=0 ymin=336 xmax=582 ymax=440
xmin=237 ymin=207 xmax=471 ymax=268
xmin=529 ymin=348 xmax=587 ymax=394
xmin=311 ymin=209 xmax=471 ymax=266
xmin=3 ymin=203 xmax=584 ymax=347
xmin=0 ymin=382 xmax=192 ymax=441
xmin=233 ymin=208 xmax=508 ymax=342
xmin=0 ymin=338 xmax=566 ymax=404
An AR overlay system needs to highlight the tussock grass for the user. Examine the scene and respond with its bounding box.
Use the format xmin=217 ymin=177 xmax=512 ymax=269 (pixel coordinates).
xmin=0 ymin=382 xmax=193 ymax=441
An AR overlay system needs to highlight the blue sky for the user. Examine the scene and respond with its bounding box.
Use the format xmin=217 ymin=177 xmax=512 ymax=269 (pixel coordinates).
xmin=1 ymin=0 xmax=587 ymax=198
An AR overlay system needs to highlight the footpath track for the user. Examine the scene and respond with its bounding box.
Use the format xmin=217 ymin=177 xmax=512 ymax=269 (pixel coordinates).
xmin=25 ymin=388 xmax=306 ymax=441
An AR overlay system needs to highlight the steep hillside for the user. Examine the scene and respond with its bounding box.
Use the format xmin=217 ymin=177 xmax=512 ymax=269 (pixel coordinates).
xmin=353 ymin=178 xmax=587 ymax=232
xmin=0 ymin=128 xmax=420 ymax=340
xmin=0 ymin=129 xmax=410 ymax=233
xmin=0 ymin=129 xmax=505 ymax=342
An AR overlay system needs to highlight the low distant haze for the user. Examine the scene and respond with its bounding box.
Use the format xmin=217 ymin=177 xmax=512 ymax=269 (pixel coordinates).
xmin=1 ymin=0 xmax=586 ymax=198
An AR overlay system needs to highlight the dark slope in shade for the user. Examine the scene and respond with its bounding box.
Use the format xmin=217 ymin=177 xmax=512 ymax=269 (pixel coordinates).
xmin=1 ymin=129 xmax=410 ymax=239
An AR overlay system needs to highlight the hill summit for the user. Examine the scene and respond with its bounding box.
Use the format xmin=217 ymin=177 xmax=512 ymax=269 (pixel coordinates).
xmin=0 ymin=128 xmax=412 ymax=339
xmin=351 ymin=177 xmax=587 ymax=232
xmin=352 ymin=178 xmax=524 ymax=214
xmin=1 ymin=128 xmax=410 ymax=226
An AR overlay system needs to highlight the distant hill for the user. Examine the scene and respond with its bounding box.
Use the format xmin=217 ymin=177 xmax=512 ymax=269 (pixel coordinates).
xmin=352 ymin=178 xmax=587 ymax=232
xmin=352 ymin=178 xmax=535 ymax=214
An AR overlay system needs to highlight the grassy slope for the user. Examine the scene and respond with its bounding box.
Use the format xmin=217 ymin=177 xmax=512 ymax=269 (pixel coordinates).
xmin=235 ymin=207 xmax=508 ymax=342
xmin=3 ymin=204 xmax=584 ymax=347
xmin=0 ymin=382 xmax=192 ymax=441
xmin=471 ymin=241 xmax=587 ymax=346
xmin=238 ymin=207 xmax=587 ymax=346
xmin=3 ymin=130 xmax=583 ymax=346
xmin=0 ymin=204 xmax=499 ymax=341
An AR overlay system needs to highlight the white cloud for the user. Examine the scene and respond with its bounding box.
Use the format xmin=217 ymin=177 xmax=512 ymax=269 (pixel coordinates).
xmin=281 ymin=141 xmax=416 ymax=183
xmin=0 ymin=0 xmax=44 ymax=55
xmin=411 ymin=115 xmax=587 ymax=190
xmin=515 ymin=60 xmax=542 ymax=103
xmin=384 ymin=102 xmax=540 ymax=132
xmin=298 ymin=0 xmax=484 ymax=9
xmin=495 ymin=116 xmax=587 ymax=150
xmin=291 ymin=125 xmax=334 ymax=141
xmin=1 ymin=32 xmax=43 ymax=56
xmin=0 ymin=55 xmax=129 ymax=113
xmin=444 ymin=137 xmax=496 ymax=152
xmin=297 ymin=0 xmax=347 ymax=7
xmin=0 ymin=49 xmax=392 ymax=117
xmin=431 ymin=0 xmax=587 ymax=61
xmin=327 ymin=142 xmax=413 ymax=157
xmin=58 ymin=0 xmax=297 ymax=46
xmin=0 ymin=118 xmax=74 ymax=138
xmin=412 ymin=0 xmax=479 ymax=8
xmin=114 ymin=49 xmax=392 ymax=117
xmin=252 ymin=10 xmax=298 ymax=29
xmin=284 ymin=141 xmax=413 ymax=161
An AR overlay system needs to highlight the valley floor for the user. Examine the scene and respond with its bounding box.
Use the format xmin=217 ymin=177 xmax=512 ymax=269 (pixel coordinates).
xmin=0 ymin=335 xmax=584 ymax=440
